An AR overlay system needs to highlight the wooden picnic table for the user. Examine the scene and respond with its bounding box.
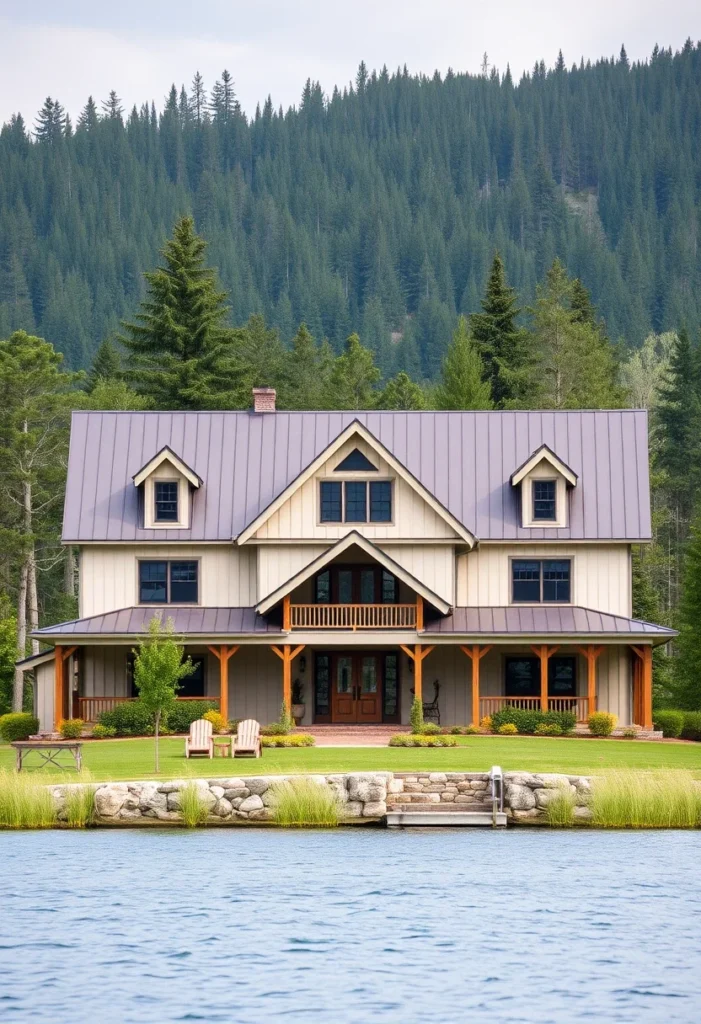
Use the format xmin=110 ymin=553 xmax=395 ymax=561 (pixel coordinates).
xmin=11 ymin=741 xmax=83 ymax=772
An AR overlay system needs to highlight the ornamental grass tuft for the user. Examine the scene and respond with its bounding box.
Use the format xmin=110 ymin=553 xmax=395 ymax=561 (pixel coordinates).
xmin=590 ymin=770 xmax=701 ymax=828
xmin=544 ymin=788 xmax=577 ymax=827
xmin=270 ymin=778 xmax=340 ymax=827
xmin=0 ymin=770 xmax=57 ymax=829
xmin=179 ymin=782 xmax=210 ymax=827
xmin=64 ymin=783 xmax=96 ymax=828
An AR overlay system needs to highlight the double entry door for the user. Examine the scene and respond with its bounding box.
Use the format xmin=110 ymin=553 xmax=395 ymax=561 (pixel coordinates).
xmin=332 ymin=653 xmax=382 ymax=723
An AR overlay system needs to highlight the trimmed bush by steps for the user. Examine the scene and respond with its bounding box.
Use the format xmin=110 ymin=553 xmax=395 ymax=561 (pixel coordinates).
xmin=389 ymin=734 xmax=457 ymax=747
xmin=490 ymin=707 xmax=576 ymax=735
xmin=262 ymin=734 xmax=315 ymax=747
xmin=681 ymin=711 xmax=701 ymax=741
xmin=0 ymin=713 xmax=40 ymax=742
xmin=653 ymin=710 xmax=684 ymax=739
xmin=587 ymin=712 xmax=617 ymax=737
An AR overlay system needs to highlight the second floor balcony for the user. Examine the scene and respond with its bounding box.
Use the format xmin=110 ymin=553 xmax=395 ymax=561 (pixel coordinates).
xmin=286 ymin=599 xmax=420 ymax=630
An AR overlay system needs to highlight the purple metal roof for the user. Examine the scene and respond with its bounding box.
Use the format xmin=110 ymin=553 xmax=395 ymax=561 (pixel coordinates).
xmin=425 ymin=606 xmax=675 ymax=638
xmin=33 ymin=607 xmax=279 ymax=637
xmin=63 ymin=409 xmax=652 ymax=542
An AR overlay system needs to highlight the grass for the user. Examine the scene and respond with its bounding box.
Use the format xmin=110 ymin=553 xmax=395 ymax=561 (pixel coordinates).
xmin=0 ymin=769 xmax=57 ymax=828
xmin=1 ymin=735 xmax=701 ymax=782
xmin=64 ymin=783 xmax=96 ymax=828
xmin=270 ymin=778 xmax=340 ymax=827
xmin=179 ymin=782 xmax=210 ymax=827
xmin=544 ymin=788 xmax=577 ymax=827
xmin=590 ymin=770 xmax=701 ymax=828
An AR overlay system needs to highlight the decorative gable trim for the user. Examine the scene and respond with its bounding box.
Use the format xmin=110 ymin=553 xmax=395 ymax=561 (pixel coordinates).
xmin=237 ymin=420 xmax=476 ymax=546
xmin=255 ymin=530 xmax=453 ymax=616
xmin=510 ymin=444 xmax=577 ymax=488
xmin=132 ymin=446 xmax=202 ymax=489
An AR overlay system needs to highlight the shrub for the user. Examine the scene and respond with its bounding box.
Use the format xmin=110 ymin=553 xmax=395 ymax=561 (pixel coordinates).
xmin=261 ymin=734 xmax=315 ymax=748
xmin=681 ymin=711 xmax=701 ymax=741
xmin=388 ymin=734 xmax=457 ymax=747
xmin=64 ymin=785 xmax=96 ymax=828
xmin=450 ymin=726 xmax=463 ymax=735
xmin=535 ymin=722 xmax=563 ymax=736
xmin=97 ymin=701 xmax=154 ymax=736
xmin=202 ymin=710 xmax=229 ymax=734
xmin=261 ymin=722 xmax=289 ymax=736
xmin=545 ymin=788 xmax=576 ymax=827
xmin=590 ymin=770 xmax=701 ymax=828
xmin=497 ymin=723 xmax=518 ymax=735
xmin=491 ymin=707 xmax=577 ymax=736
xmin=479 ymin=716 xmax=492 ymax=731
xmin=179 ymin=782 xmax=210 ymax=827
xmin=622 ymin=728 xmax=638 ymax=740
xmin=410 ymin=697 xmax=424 ymax=734
xmin=462 ymin=725 xmax=478 ymax=735
xmin=270 ymin=779 xmax=340 ymax=826
xmin=588 ymin=711 xmax=617 ymax=737
xmin=0 ymin=713 xmax=39 ymax=742
xmin=419 ymin=722 xmax=442 ymax=736
xmin=278 ymin=701 xmax=294 ymax=735
xmin=543 ymin=710 xmax=577 ymax=734
xmin=91 ymin=723 xmax=116 ymax=739
xmin=59 ymin=718 xmax=84 ymax=740
xmin=166 ymin=700 xmax=219 ymax=734
xmin=653 ymin=709 xmax=684 ymax=739
xmin=0 ymin=770 xmax=56 ymax=828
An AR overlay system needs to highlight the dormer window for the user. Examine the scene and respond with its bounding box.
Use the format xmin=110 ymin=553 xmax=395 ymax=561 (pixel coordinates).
xmin=533 ymin=480 xmax=556 ymax=521
xmin=320 ymin=480 xmax=393 ymax=524
xmin=155 ymin=481 xmax=179 ymax=523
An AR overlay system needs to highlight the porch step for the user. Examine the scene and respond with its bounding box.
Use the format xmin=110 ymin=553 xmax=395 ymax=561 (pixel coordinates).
xmin=386 ymin=809 xmax=507 ymax=827
xmin=302 ymin=725 xmax=408 ymax=746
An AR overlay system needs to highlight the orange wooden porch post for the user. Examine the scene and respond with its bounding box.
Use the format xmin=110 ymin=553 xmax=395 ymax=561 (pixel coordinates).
xmin=271 ymin=644 xmax=306 ymax=715
xmin=459 ymin=645 xmax=493 ymax=726
xmin=630 ymin=645 xmax=653 ymax=729
xmin=574 ymin=645 xmax=603 ymax=717
xmin=283 ymin=595 xmax=291 ymax=632
xmin=416 ymin=595 xmax=424 ymax=632
xmin=207 ymin=645 xmax=239 ymax=723
xmin=400 ymin=644 xmax=435 ymax=704
xmin=531 ymin=645 xmax=559 ymax=712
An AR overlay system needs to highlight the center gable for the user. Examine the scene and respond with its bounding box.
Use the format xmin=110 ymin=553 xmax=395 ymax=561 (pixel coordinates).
xmin=238 ymin=422 xmax=473 ymax=546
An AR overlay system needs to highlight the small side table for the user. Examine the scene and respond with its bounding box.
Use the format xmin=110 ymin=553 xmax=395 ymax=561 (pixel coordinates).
xmin=213 ymin=738 xmax=231 ymax=758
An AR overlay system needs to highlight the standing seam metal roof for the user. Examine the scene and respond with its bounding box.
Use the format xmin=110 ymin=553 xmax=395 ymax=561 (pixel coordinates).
xmin=62 ymin=409 xmax=651 ymax=543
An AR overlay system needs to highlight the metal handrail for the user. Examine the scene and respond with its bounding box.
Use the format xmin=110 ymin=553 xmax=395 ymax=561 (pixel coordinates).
xmin=490 ymin=765 xmax=504 ymax=826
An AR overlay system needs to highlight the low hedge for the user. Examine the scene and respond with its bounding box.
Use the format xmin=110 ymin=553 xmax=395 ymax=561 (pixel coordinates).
xmin=0 ymin=713 xmax=40 ymax=742
xmin=681 ymin=711 xmax=701 ymax=742
xmin=653 ymin=709 xmax=684 ymax=739
xmin=389 ymin=734 xmax=457 ymax=747
xmin=97 ymin=699 xmax=219 ymax=736
xmin=490 ymin=707 xmax=577 ymax=735
xmin=166 ymin=701 xmax=219 ymax=734
xmin=261 ymin=734 xmax=315 ymax=747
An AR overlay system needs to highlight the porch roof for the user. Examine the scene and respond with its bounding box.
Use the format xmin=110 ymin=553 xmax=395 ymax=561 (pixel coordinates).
xmin=32 ymin=606 xmax=280 ymax=640
xmin=424 ymin=606 xmax=676 ymax=642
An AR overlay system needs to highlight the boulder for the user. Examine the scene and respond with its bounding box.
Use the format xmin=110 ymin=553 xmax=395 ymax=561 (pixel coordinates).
xmin=224 ymin=788 xmax=249 ymax=801
xmin=244 ymin=778 xmax=270 ymax=796
xmin=239 ymin=794 xmax=264 ymax=813
xmin=95 ymin=784 xmax=128 ymax=818
xmin=428 ymin=773 xmax=448 ymax=783
xmin=343 ymin=801 xmax=364 ymax=818
xmin=215 ymin=798 xmax=233 ymax=818
xmin=362 ymin=801 xmax=386 ymax=817
xmin=209 ymin=786 xmax=225 ymax=800
xmin=505 ymin=784 xmax=536 ymax=811
xmin=537 ymin=774 xmax=573 ymax=790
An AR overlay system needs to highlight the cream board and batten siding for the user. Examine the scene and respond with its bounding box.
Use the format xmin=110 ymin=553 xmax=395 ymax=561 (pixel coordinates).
xmin=35 ymin=660 xmax=55 ymax=732
xmin=79 ymin=545 xmax=257 ymax=618
xmin=251 ymin=437 xmax=459 ymax=542
xmin=456 ymin=544 xmax=632 ymax=617
xmin=256 ymin=545 xmax=328 ymax=602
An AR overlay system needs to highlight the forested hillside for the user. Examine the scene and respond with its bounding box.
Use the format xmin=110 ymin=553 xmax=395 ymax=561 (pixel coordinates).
xmin=1 ymin=41 xmax=700 ymax=373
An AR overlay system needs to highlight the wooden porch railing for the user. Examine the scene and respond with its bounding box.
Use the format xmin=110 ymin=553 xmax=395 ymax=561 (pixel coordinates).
xmin=78 ymin=695 xmax=220 ymax=724
xmin=289 ymin=603 xmax=418 ymax=629
xmin=479 ymin=696 xmax=590 ymax=723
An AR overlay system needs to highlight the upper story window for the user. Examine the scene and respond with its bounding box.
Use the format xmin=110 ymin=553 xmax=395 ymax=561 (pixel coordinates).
xmin=512 ymin=559 xmax=571 ymax=603
xmin=154 ymin=481 xmax=179 ymax=523
xmin=320 ymin=480 xmax=392 ymax=524
xmin=532 ymin=480 xmax=556 ymax=521
xmin=314 ymin=566 xmax=398 ymax=604
xmin=139 ymin=560 xmax=198 ymax=604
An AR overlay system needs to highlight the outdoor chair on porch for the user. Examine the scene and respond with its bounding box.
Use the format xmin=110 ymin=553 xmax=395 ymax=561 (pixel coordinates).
xmin=233 ymin=719 xmax=262 ymax=758
xmin=423 ymin=681 xmax=441 ymax=725
xmin=185 ymin=719 xmax=214 ymax=759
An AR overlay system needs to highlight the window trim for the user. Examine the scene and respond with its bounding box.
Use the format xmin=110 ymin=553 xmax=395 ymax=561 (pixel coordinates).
xmin=317 ymin=478 xmax=394 ymax=525
xmin=531 ymin=478 xmax=557 ymax=522
xmin=143 ymin=472 xmax=190 ymax=529
xmin=137 ymin=558 xmax=201 ymax=606
xmin=509 ymin=556 xmax=573 ymax=605
xmin=154 ymin=479 xmax=180 ymax=523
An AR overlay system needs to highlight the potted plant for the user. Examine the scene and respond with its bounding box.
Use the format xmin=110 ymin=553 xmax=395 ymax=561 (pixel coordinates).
xmin=291 ymin=679 xmax=305 ymax=726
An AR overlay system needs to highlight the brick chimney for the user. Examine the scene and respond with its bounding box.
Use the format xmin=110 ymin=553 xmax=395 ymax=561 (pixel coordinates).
xmin=252 ymin=387 xmax=277 ymax=413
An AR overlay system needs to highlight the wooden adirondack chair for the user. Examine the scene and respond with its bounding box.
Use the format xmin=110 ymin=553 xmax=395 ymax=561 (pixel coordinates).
xmin=185 ymin=718 xmax=214 ymax=758
xmin=233 ymin=719 xmax=262 ymax=758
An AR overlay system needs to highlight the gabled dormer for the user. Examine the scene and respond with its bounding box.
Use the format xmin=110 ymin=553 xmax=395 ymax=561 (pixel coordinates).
xmin=132 ymin=446 xmax=202 ymax=530
xmin=510 ymin=444 xmax=577 ymax=529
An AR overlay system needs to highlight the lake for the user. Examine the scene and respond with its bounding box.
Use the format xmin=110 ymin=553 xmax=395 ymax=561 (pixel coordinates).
xmin=1 ymin=829 xmax=700 ymax=1023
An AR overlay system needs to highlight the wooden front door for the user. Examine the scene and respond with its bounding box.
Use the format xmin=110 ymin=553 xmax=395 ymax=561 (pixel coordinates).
xmin=331 ymin=653 xmax=382 ymax=723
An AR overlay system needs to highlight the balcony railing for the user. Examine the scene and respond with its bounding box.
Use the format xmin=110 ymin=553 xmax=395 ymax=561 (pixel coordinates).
xmin=289 ymin=603 xmax=418 ymax=630
xmin=78 ymin=695 xmax=220 ymax=724
xmin=479 ymin=696 xmax=590 ymax=723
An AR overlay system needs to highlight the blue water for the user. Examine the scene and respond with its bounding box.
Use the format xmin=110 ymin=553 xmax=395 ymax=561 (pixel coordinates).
xmin=1 ymin=829 xmax=700 ymax=1023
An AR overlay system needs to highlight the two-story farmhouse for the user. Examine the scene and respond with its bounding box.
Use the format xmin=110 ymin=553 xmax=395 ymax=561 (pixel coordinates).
xmin=25 ymin=390 xmax=674 ymax=732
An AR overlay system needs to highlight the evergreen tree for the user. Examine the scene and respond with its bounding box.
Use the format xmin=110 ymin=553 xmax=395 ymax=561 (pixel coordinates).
xmin=469 ymin=252 xmax=530 ymax=406
xmin=434 ymin=317 xmax=493 ymax=410
xmin=87 ymin=339 xmax=122 ymax=390
xmin=378 ymin=371 xmax=426 ymax=409
xmin=672 ymin=500 xmax=701 ymax=709
xmin=330 ymin=333 xmax=381 ymax=409
xmin=120 ymin=216 xmax=242 ymax=409
xmin=657 ymin=326 xmax=701 ymax=512
xmin=279 ymin=323 xmax=333 ymax=410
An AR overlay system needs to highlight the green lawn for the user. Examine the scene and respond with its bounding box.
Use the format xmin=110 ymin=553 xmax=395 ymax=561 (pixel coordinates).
xmin=2 ymin=735 xmax=701 ymax=781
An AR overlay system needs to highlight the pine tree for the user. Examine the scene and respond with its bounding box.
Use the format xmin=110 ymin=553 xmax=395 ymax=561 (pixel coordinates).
xmin=330 ymin=333 xmax=381 ymax=410
xmin=87 ymin=339 xmax=122 ymax=390
xmin=672 ymin=500 xmax=701 ymax=709
xmin=434 ymin=317 xmax=493 ymax=410
xmin=469 ymin=252 xmax=530 ymax=406
xmin=77 ymin=96 xmax=99 ymax=133
xmin=120 ymin=217 xmax=241 ymax=409
xmin=34 ymin=97 xmax=64 ymax=144
xmin=279 ymin=323 xmax=333 ymax=410
xmin=101 ymin=91 xmax=123 ymax=121
xmin=657 ymin=327 xmax=701 ymax=512
xmin=378 ymin=371 xmax=426 ymax=409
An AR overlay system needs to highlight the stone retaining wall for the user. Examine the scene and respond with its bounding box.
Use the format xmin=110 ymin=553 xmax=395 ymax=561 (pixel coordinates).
xmin=47 ymin=770 xmax=593 ymax=825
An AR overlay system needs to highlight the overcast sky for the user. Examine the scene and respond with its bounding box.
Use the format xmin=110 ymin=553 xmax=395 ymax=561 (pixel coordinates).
xmin=0 ymin=1 xmax=698 ymax=127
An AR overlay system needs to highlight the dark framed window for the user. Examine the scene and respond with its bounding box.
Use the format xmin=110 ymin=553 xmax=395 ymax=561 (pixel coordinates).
xmin=383 ymin=653 xmax=399 ymax=721
xmin=381 ymin=569 xmax=398 ymax=603
xmin=315 ymin=570 xmax=331 ymax=603
xmin=178 ymin=656 xmax=206 ymax=698
xmin=359 ymin=569 xmax=375 ymax=603
xmin=139 ymin=560 xmax=199 ymax=604
xmin=533 ymin=480 xmax=557 ymax=521
xmin=335 ymin=448 xmax=377 ymax=471
xmin=320 ymin=481 xmax=342 ymax=522
xmin=314 ymin=653 xmax=331 ymax=718
xmin=369 ymin=481 xmax=392 ymax=522
xmin=345 ymin=481 xmax=367 ymax=522
xmin=504 ymin=656 xmax=577 ymax=697
xmin=139 ymin=561 xmax=168 ymax=603
xmin=313 ymin=565 xmax=399 ymax=604
xmin=154 ymin=481 xmax=179 ymax=522
xmin=512 ymin=559 xmax=571 ymax=603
